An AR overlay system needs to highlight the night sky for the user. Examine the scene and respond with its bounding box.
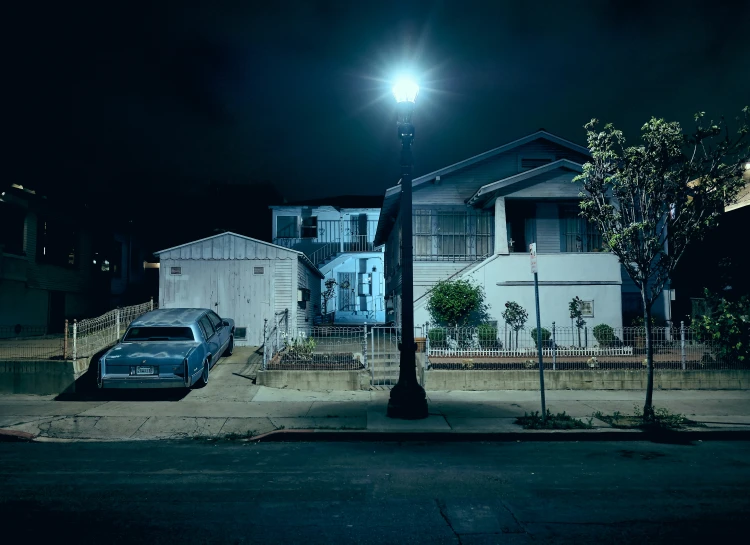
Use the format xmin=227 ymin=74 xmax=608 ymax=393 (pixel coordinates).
xmin=7 ymin=1 xmax=749 ymax=246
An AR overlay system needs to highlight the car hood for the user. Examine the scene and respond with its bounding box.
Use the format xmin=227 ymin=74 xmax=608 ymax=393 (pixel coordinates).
xmin=104 ymin=341 xmax=200 ymax=365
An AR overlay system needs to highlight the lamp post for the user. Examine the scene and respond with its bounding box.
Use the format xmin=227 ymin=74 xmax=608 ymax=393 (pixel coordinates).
xmin=387 ymin=77 xmax=428 ymax=420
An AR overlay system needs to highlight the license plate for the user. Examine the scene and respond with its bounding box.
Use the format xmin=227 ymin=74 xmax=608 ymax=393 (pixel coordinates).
xmin=136 ymin=366 xmax=154 ymax=375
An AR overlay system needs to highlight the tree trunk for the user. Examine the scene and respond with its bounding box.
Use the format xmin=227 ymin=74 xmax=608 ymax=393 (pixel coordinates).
xmin=642 ymin=288 xmax=655 ymax=422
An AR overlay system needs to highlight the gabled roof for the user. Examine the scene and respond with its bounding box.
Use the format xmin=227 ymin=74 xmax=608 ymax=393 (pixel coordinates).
xmin=466 ymin=159 xmax=584 ymax=206
xmin=374 ymin=130 xmax=590 ymax=246
xmin=154 ymin=232 xmax=324 ymax=278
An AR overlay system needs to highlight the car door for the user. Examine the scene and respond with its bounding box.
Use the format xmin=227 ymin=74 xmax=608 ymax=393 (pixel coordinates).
xmin=198 ymin=314 xmax=220 ymax=363
xmin=208 ymin=311 xmax=227 ymax=354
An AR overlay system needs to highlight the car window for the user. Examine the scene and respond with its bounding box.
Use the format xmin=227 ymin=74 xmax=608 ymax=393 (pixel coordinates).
xmin=199 ymin=315 xmax=215 ymax=338
xmin=124 ymin=327 xmax=195 ymax=341
xmin=208 ymin=312 xmax=223 ymax=329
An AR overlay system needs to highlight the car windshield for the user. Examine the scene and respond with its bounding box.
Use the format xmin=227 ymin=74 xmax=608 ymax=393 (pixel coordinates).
xmin=124 ymin=327 xmax=195 ymax=341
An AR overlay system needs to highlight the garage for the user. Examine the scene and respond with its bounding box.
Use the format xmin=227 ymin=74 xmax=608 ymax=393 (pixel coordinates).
xmin=155 ymin=232 xmax=323 ymax=346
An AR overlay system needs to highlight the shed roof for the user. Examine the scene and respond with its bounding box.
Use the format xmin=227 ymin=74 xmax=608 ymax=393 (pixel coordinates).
xmin=154 ymin=232 xmax=324 ymax=278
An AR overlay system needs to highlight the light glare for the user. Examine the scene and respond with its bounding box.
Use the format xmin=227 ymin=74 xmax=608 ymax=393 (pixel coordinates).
xmin=392 ymin=77 xmax=419 ymax=103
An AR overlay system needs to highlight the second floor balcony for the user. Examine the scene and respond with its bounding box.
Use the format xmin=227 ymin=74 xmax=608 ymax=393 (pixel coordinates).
xmin=274 ymin=219 xmax=380 ymax=266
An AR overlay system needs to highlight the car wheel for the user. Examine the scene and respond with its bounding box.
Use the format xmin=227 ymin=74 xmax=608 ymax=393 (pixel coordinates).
xmin=223 ymin=335 xmax=234 ymax=357
xmin=96 ymin=360 xmax=103 ymax=389
xmin=200 ymin=359 xmax=210 ymax=386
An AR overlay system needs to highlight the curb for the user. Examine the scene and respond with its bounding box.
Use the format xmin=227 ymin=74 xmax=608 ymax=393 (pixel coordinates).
xmin=249 ymin=428 xmax=750 ymax=443
xmin=0 ymin=429 xmax=36 ymax=443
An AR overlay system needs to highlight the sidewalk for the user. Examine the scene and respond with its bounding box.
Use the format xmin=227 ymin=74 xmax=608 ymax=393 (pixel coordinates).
xmin=1 ymin=353 xmax=749 ymax=442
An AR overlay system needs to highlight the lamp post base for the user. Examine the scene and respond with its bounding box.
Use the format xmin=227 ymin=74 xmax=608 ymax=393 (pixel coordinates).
xmin=386 ymin=380 xmax=428 ymax=420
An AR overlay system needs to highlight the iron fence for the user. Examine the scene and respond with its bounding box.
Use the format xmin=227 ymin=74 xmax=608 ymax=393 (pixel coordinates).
xmin=0 ymin=299 xmax=154 ymax=361
xmin=426 ymin=323 xmax=746 ymax=371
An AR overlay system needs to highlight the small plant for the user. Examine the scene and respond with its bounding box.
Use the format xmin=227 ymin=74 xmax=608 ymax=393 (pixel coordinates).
xmin=530 ymin=327 xmax=551 ymax=348
xmin=428 ymin=328 xmax=446 ymax=345
xmin=502 ymin=301 xmax=528 ymax=349
xmin=284 ymin=335 xmax=316 ymax=360
xmin=594 ymin=406 xmax=704 ymax=430
xmin=476 ymin=324 xmax=498 ymax=348
xmin=569 ymin=297 xmax=587 ymax=347
xmin=593 ymin=324 xmax=615 ymax=347
xmin=515 ymin=410 xmax=594 ymax=430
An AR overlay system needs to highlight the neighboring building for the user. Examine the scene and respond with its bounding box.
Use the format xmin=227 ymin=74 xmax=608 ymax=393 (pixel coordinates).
xmin=154 ymin=232 xmax=324 ymax=345
xmin=375 ymin=130 xmax=671 ymax=330
xmin=0 ymin=184 xmax=102 ymax=332
xmin=271 ymin=196 xmax=386 ymax=325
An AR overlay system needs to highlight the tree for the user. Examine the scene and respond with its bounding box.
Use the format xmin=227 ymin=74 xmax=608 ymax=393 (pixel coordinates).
xmin=427 ymin=279 xmax=489 ymax=326
xmin=575 ymin=109 xmax=749 ymax=420
xmin=569 ymin=297 xmax=587 ymax=347
xmin=502 ymin=301 xmax=528 ymax=349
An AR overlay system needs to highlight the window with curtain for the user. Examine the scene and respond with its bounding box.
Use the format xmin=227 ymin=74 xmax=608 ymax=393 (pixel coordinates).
xmin=437 ymin=212 xmax=468 ymax=258
xmin=412 ymin=209 xmax=494 ymax=260
xmin=560 ymin=205 xmax=602 ymax=252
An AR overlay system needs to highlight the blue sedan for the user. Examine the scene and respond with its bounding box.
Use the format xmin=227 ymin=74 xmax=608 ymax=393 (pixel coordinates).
xmin=98 ymin=308 xmax=235 ymax=389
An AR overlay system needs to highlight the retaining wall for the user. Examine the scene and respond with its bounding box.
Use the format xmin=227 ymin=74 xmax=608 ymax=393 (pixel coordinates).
xmin=0 ymin=358 xmax=90 ymax=395
xmin=423 ymin=369 xmax=749 ymax=390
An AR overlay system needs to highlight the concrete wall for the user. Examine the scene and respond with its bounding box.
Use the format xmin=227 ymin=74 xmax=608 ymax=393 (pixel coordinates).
xmin=0 ymin=280 xmax=49 ymax=327
xmin=256 ymin=369 xmax=370 ymax=391
xmin=424 ymin=369 xmax=750 ymax=391
xmin=0 ymin=358 xmax=90 ymax=395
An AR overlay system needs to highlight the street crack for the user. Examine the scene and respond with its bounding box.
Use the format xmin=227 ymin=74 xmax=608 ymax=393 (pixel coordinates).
xmin=435 ymin=499 xmax=462 ymax=545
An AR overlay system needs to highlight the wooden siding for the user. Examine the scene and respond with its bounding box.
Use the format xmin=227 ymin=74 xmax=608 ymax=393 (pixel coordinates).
xmin=413 ymin=140 xmax=589 ymax=206
xmin=414 ymin=261 xmax=471 ymax=303
xmin=501 ymin=169 xmax=582 ymax=199
xmin=535 ymin=202 xmax=560 ymax=253
xmin=158 ymin=233 xmax=295 ymax=261
xmin=274 ymin=258 xmax=294 ymax=317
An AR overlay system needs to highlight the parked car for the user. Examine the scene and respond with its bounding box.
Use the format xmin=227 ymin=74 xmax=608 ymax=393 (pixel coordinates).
xmin=98 ymin=308 xmax=235 ymax=389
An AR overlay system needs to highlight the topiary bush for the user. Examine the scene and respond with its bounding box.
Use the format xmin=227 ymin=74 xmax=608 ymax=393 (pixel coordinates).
xmin=530 ymin=327 xmax=551 ymax=348
xmin=593 ymin=324 xmax=615 ymax=347
xmin=477 ymin=324 xmax=498 ymax=348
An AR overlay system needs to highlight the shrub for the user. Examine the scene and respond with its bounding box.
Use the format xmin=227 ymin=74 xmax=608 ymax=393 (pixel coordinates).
xmin=691 ymin=290 xmax=750 ymax=363
xmin=428 ymin=328 xmax=446 ymax=346
xmin=477 ymin=324 xmax=498 ymax=348
xmin=427 ymin=279 xmax=489 ymax=326
xmin=593 ymin=324 xmax=615 ymax=347
xmin=530 ymin=327 xmax=551 ymax=348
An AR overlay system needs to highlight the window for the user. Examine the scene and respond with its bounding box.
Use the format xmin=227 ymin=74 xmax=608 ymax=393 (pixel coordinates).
xmin=301 ymin=216 xmax=318 ymax=238
xmin=276 ymin=216 xmax=299 ymax=238
xmin=560 ymin=205 xmax=602 ymax=252
xmin=199 ymin=315 xmax=215 ymax=339
xmin=234 ymin=327 xmax=247 ymax=339
xmin=170 ymin=266 xmax=181 ymax=275
xmin=253 ymin=266 xmax=265 ymax=275
xmin=412 ymin=210 xmax=494 ymax=260
xmin=358 ymin=273 xmax=371 ymax=296
xmin=37 ymin=217 xmax=78 ymax=267
xmin=124 ymin=327 xmax=195 ymax=341
xmin=207 ymin=312 xmax=223 ymax=330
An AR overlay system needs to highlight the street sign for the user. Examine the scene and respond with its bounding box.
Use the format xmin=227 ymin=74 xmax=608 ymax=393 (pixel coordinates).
xmin=529 ymin=243 xmax=538 ymax=273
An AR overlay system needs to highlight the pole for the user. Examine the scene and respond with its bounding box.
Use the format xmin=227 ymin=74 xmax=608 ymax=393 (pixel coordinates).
xmin=551 ymin=321 xmax=556 ymax=371
xmin=387 ymin=105 xmax=428 ymax=420
xmin=64 ymin=319 xmax=69 ymax=360
xmin=534 ymin=271 xmax=546 ymax=417
xmin=72 ymin=319 xmax=78 ymax=362
xmin=363 ymin=322 xmax=368 ymax=370
xmin=263 ymin=318 xmax=268 ymax=369
xmin=680 ymin=320 xmax=686 ymax=370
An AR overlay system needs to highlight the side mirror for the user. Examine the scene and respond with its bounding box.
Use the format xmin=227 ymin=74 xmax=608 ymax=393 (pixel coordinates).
xmin=222 ymin=320 xmax=230 ymax=327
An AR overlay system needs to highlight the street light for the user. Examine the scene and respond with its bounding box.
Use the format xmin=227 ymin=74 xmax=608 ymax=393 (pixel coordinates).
xmin=387 ymin=76 xmax=429 ymax=420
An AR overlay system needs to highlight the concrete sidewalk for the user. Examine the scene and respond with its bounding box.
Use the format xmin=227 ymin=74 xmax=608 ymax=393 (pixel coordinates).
xmin=2 ymin=385 xmax=749 ymax=442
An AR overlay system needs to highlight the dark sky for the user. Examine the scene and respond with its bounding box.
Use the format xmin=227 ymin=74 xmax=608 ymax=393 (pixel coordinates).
xmin=8 ymin=0 xmax=750 ymax=204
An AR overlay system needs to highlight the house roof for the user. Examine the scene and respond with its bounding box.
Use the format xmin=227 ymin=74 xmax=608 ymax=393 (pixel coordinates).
xmin=154 ymin=232 xmax=324 ymax=279
xmin=374 ymin=130 xmax=591 ymax=246
xmin=466 ymin=159 xmax=584 ymax=207
xmin=272 ymin=195 xmax=385 ymax=209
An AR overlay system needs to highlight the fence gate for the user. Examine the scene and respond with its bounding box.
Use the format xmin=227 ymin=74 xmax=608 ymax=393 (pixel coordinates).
xmin=368 ymin=326 xmax=401 ymax=389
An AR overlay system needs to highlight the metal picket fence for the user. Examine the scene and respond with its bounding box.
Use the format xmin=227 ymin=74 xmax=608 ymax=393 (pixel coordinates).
xmin=426 ymin=322 xmax=745 ymax=371
xmin=0 ymin=299 xmax=155 ymax=361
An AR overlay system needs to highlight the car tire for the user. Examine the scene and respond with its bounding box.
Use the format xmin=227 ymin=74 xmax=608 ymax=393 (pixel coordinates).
xmin=223 ymin=335 xmax=234 ymax=357
xmin=197 ymin=359 xmax=209 ymax=388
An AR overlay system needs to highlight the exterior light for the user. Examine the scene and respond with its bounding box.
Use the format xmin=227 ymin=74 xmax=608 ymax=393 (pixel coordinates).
xmin=392 ymin=77 xmax=419 ymax=104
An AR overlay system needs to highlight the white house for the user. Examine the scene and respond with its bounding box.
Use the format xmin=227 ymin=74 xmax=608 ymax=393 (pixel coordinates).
xmin=271 ymin=197 xmax=385 ymax=325
xmin=155 ymin=232 xmax=323 ymax=346
xmin=374 ymin=129 xmax=672 ymax=331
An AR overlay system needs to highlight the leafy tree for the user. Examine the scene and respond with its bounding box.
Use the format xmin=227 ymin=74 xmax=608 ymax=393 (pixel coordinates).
xmin=427 ymin=279 xmax=489 ymax=326
xmin=575 ymin=109 xmax=749 ymax=420
xmin=691 ymin=289 xmax=750 ymax=364
xmin=502 ymin=301 xmax=528 ymax=349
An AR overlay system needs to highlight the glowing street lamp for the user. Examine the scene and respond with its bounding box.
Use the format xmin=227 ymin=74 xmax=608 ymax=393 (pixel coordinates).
xmin=387 ymin=75 xmax=428 ymax=420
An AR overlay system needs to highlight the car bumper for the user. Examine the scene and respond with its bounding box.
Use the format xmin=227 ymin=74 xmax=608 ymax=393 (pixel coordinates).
xmin=101 ymin=376 xmax=188 ymax=389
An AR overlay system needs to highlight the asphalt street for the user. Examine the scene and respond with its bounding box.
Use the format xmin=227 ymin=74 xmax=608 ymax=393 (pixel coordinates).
xmin=1 ymin=439 xmax=748 ymax=544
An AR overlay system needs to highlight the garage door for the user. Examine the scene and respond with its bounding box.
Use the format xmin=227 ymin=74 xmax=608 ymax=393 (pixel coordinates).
xmin=216 ymin=261 xmax=271 ymax=346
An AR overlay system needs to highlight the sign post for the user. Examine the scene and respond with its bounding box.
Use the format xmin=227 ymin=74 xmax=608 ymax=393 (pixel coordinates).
xmin=530 ymin=243 xmax=546 ymax=418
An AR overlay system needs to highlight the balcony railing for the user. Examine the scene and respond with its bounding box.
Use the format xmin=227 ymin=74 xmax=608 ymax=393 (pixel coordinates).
xmin=274 ymin=219 xmax=380 ymax=266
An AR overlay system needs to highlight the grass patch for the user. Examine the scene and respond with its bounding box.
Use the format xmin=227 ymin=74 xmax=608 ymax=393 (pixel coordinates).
xmin=593 ymin=406 xmax=705 ymax=431
xmin=515 ymin=410 xmax=593 ymax=430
